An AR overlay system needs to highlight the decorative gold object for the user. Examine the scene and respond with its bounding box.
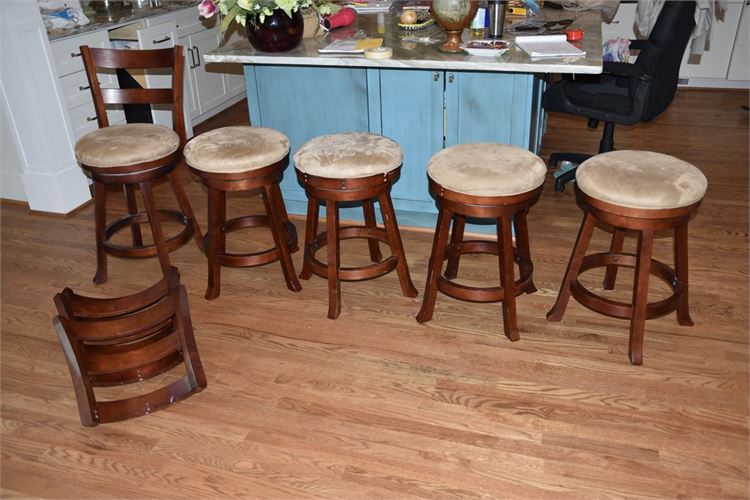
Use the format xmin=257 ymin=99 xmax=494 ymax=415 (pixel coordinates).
xmin=431 ymin=0 xmax=479 ymax=53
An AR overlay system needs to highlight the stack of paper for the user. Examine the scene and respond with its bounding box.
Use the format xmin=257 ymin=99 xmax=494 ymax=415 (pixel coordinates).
xmin=345 ymin=1 xmax=393 ymax=13
xmin=515 ymin=34 xmax=586 ymax=59
xmin=318 ymin=38 xmax=384 ymax=54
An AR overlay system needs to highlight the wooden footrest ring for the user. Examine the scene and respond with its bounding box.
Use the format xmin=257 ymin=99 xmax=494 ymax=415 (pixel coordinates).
xmin=307 ymin=225 xmax=397 ymax=281
xmin=103 ymin=209 xmax=192 ymax=258
xmin=571 ymin=252 xmax=685 ymax=320
xmin=205 ymin=216 xmax=298 ymax=268
xmin=437 ymin=250 xmax=534 ymax=303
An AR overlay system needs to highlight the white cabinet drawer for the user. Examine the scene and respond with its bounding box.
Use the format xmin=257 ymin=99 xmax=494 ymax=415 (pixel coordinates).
xmin=59 ymin=69 xmax=118 ymax=110
xmin=50 ymin=30 xmax=111 ymax=78
xmin=68 ymin=102 xmax=126 ymax=141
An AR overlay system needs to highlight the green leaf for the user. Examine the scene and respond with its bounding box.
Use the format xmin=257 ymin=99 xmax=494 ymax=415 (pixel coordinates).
xmin=220 ymin=4 xmax=241 ymax=32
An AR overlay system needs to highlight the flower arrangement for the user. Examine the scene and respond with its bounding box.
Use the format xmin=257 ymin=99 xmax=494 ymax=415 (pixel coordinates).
xmin=199 ymin=0 xmax=332 ymax=31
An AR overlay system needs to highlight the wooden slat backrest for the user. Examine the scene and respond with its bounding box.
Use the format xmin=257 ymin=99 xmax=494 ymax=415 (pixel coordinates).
xmin=54 ymin=267 xmax=175 ymax=320
xmin=79 ymin=45 xmax=186 ymax=146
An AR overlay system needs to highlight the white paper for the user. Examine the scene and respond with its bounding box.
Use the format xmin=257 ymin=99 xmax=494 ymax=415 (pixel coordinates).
xmin=515 ymin=34 xmax=586 ymax=59
xmin=318 ymin=39 xmax=364 ymax=54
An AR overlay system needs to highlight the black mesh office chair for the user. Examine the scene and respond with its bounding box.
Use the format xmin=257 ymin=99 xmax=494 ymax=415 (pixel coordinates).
xmin=543 ymin=1 xmax=697 ymax=192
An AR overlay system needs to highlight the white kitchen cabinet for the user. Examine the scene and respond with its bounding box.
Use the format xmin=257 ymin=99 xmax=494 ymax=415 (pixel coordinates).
xmin=602 ymin=1 xmax=749 ymax=88
xmin=679 ymin=1 xmax=744 ymax=80
xmin=184 ymin=27 xmax=229 ymax=118
xmin=149 ymin=8 xmax=245 ymax=125
xmin=727 ymin=2 xmax=749 ymax=82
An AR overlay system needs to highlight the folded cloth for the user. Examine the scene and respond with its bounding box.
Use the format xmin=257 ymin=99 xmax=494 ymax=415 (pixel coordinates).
xmin=603 ymin=37 xmax=631 ymax=62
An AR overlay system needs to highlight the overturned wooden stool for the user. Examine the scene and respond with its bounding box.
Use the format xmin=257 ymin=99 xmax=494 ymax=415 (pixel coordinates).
xmin=53 ymin=267 xmax=207 ymax=426
xmin=547 ymin=150 xmax=707 ymax=365
xmin=295 ymin=132 xmax=418 ymax=319
xmin=184 ymin=126 xmax=300 ymax=300
xmin=417 ymin=143 xmax=546 ymax=341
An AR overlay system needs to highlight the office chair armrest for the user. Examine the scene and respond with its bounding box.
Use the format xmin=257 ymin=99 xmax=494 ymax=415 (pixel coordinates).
xmin=603 ymin=62 xmax=651 ymax=82
xmin=628 ymin=39 xmax=649 ymax=51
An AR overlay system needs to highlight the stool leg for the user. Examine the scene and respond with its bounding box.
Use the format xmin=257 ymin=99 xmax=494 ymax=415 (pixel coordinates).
xmin=444 ymin=215 xmax=465 ymax=280
xmin=263 ymin=184 xmax=302 ymax=293
xmin=123 ymin=185 xmax=144 ymax=247
xmin=362 ymin=199 xmax=383 ymax=263
xmin=378 ymin=192 xmax=418 ymax=298
xmin=417 ymin=207 xmax=452 ymax=323
xmin=629 ymin=229 xmax=654 ymax=365
xmin=498 ymin=215 xmax=520 ymax=341
xmin=169 ymin=170 xmax=206 ymax=255
xmin=205 ymin=187 xmax=225 ymax=300
xmin=514 ymin=210 xmax=537 ymax=294
xmin=93 ymin=181 xmax=108 ymax=284
xmin=603 ymin=228 xmax=627 ymax=290
xmin=547 ymin=211 xmax=597 ymax=321
xmin=139 ymin=180 xmax=172 ymax=276
xmin=674 ymin=223 xmax=694 ymax=326
xmin=300 ymin=197 xmax=319 ymax=280
xmin=326 ymin=200 xmax=342 ymax=319
xmin=271 ymin=183 xmax=298 ymax=253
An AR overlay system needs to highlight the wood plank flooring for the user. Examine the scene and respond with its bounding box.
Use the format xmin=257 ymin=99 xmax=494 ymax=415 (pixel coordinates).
xmin=1 ymin=88 xmax=748 ymax=498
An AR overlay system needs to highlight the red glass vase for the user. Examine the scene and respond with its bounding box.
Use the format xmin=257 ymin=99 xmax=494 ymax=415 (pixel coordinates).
xmin=245 ymin=10 xmax=304 ymax=52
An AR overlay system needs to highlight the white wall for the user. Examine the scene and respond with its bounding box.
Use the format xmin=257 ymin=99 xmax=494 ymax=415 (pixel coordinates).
xmin=0 ymin=100 xmax=27 ymax=202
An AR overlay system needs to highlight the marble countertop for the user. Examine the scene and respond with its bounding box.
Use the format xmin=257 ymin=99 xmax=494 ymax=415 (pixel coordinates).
xmin=205 ymin=6 xmax=603 ymax=74
xmin=46 ymin=0 xmax=200 ymax=41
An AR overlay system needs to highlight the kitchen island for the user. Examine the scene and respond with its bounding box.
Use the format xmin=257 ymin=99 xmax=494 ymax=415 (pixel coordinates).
xmin=206 ymin=7 xmax=603 ymax=227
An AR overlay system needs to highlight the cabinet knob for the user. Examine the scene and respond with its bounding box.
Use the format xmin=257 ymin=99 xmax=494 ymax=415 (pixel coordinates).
xmin=79 ymin=84 xmax=91 ymax=91
xmin=448 ymin=73 xmax=454 ymax=83
xmin=194 ymin=47 xmax=201 ymax=67
xmin=86 ymin=116 xmax=97 ymax=122
xmin=70 ymin=51 xmax=82 ymax=58
xmin=152 ymin=36 xmax=171 ymax=45
xmin=433 ymin=72 xmax=440 ymax=82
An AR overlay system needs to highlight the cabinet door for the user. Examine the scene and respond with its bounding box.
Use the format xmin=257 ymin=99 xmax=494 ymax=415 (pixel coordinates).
xmin=680 ymin=1 xmax=744 ymax=79
xmin=379 ymin=69 xmax=444 ymax=214
xmin=220 ymin=23 xmax=249 ymax=97
xmin=137 ymin=21 xmax=179 ymax=128
xmin=727 ymin=2 xmax=749 ymax=81
xmin=188 ymin=28 xmax=229 ymax=116
xmin=601 ymin=2 xmax=637 ymax=41
xmin=446 ymin=71 xmax=535 ymax=149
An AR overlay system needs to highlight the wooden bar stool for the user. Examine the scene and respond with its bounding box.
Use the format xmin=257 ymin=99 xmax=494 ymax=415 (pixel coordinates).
xmin=294 ymin=132 xmax=418 ymax=319
xmin=183 ymin=126 xmax=301 ymax=300
xmin=547 ymin=150 xmax=707 ymax=365
xmin=76 ymin=46 xmax=204 ymax=284
xmin=416 ymin=144 xmax=546 ymax=341
xmin=53 ymin=267 xmax=207 ymax=426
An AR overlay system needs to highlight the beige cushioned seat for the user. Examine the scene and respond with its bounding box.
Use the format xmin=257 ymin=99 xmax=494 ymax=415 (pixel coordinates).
xmin=184 ymin=126 xmax=290 ymax=174
xmin=428 ymin=143 xmax=547 ymax=197
xmin=577 ymin=150 xmax=707 ymax=209
xmin=294 ymin=133 xmax=403 ymax=179
xmin=75 ymin=123 xmax=179 ymax=168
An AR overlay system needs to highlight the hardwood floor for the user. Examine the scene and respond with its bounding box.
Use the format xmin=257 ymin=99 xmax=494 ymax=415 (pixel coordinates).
xmin=2 ymin=88 xmax=748 ymax=498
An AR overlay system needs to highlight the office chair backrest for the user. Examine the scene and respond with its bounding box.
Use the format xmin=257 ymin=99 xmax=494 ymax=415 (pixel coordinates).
xmin=80 ymin=46 xmax=187 ymax=146
xmin=634 ymin=1 xmax=696 ymax=122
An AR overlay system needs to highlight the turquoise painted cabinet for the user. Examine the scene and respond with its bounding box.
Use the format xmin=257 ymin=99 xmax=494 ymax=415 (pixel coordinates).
xmin=243 ymin=64 xmax=544 ymax=226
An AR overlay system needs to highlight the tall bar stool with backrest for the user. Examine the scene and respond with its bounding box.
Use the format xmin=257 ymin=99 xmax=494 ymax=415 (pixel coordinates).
xmin=547 ymin=150 xmax=707 ymax=364
xmin=75 ymin=46 xmax=204 ymax=283
xmin=294 ymin=132 xmax=418 ymax=319
xmin=183 ymin=126 xmax=301 ymax=299
xmin=417 ymin=144 xmax=546 ymax=340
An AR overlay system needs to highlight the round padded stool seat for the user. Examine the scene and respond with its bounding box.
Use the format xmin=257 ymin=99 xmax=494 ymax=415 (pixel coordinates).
xmin=183 ymin=126 xmax=290 ymax=173
xmin=294 ymin=132 xmax=403 ymax=179
xmin=75 ymin=123 xmax=179 ymax=168
xmin=577 ymin=150 xmax=708 ymax=209
xmin=428 ymin=143 xmax=547 ymax=197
